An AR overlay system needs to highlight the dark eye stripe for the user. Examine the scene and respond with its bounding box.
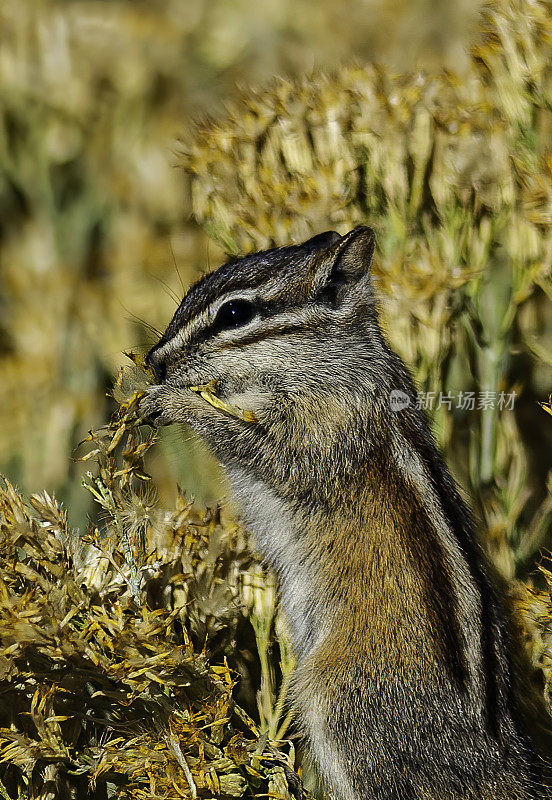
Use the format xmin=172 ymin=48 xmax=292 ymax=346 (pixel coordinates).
xmin=212 ymin=299 xmax=256 ymax=333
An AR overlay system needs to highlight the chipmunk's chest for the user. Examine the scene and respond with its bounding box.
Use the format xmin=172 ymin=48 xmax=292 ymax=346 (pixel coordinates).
xmin=228 ymin=469 xmax=337 ymax=659
xmin=227 ymin=466 xmax=442 ymax=669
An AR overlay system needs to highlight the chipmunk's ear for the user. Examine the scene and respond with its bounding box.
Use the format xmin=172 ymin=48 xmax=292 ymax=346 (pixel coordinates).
xmin=302 ymin=230 xmax=342 ymax=252
xmin=311 ymin=226 xmax=375 ymax=298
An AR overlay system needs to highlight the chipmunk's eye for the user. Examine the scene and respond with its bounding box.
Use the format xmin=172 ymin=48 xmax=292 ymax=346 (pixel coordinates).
xmin=213 ymin=299 xmax=256 ymax=331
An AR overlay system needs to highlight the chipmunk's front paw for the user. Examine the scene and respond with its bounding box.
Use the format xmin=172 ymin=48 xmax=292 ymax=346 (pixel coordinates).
xmin=139 ymin=385 xmax=174 ymax=427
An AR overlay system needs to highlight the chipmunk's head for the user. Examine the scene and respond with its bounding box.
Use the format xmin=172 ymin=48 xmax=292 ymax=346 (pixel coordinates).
xmin=140 ymin=226 xmax=391 ymax=480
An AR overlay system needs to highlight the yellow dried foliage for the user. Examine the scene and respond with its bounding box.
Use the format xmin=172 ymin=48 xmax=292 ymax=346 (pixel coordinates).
xmin=0 ymin=378 xmax=303 ymax=798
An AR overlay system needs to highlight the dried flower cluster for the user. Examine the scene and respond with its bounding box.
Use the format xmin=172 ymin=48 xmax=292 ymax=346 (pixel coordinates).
xmin=0 ymin=374 xmax=303 ymax=798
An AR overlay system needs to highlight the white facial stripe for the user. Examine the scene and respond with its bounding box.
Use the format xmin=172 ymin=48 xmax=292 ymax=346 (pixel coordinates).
xmin=153 ymin=277 xmax=328 ymax=359
xmin=153 ymin=288 xmax=259 ymax=360
xmin=153 ymin=321 xmax=199 ymax=360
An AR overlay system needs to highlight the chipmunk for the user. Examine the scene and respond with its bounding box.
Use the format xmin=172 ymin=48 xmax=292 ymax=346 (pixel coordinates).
xmin=141 ymin=227 xmax=552 ymax=799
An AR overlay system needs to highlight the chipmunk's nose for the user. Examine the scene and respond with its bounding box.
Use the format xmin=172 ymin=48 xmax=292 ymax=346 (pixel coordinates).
xmin=145 ymin=347 xmax=167 ymax=384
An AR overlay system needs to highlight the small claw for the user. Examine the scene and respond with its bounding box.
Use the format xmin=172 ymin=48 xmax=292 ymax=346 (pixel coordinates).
xmin=140 ymin=408 xmax=163 ymax=428
xmin=138 ymin=387 xmax=170 ymax=427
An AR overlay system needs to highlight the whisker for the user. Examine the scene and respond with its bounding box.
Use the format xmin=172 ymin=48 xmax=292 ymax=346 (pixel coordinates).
xmin=169 ymin=239 xmax=186 ymax=295
xmin=151 ymin=274 xmax=180 ymax=306
xmin=119 ymin=301 xmax=163 ymax=337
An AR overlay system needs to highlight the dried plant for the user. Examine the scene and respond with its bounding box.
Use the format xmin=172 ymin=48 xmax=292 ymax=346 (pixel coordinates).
xmin=0 ymin=372 xmax=305 ymax=799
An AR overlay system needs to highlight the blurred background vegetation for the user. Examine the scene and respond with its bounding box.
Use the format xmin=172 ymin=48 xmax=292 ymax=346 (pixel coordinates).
xmin=3 ymin=0 xmax=552 ymax=797
xmin=0 ymin=0 xmax=484 ymax=530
